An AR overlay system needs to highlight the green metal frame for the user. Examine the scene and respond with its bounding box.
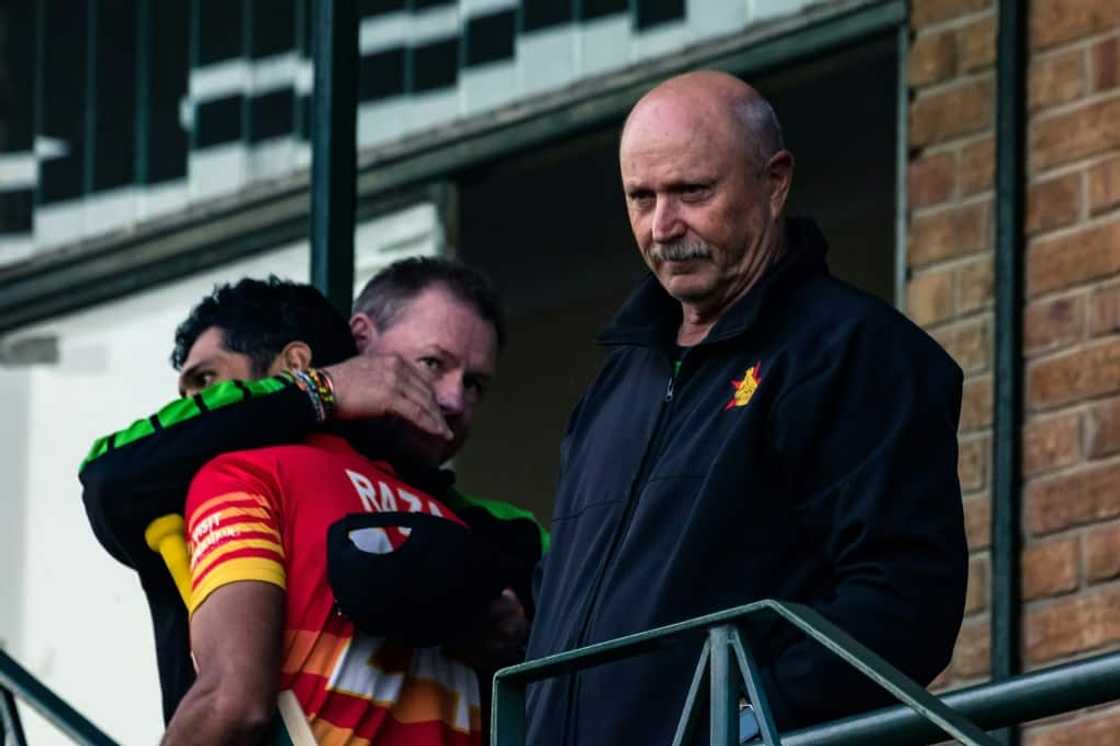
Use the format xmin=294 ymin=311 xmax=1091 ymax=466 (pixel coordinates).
xmin=134 ymin=0 xmax=152 ymax=186
xmin=2 ymin=685 xmax=29 ymax=746
xmin=0 ymin=649 xmax=117 ymax=746
xmin=0 ymin=0 xmax=903 ymax=334
xmin=308 ymin=0 xmax=357 ymax=313
xmin=991 ymin=1 xmax=1027 ymax=743
xmin=32 ymin=0 xmax=46 ymax=210
xmin=241 ymin=0 xmax=253 ymax=159
xmin=293 ymin=0 xmax=308 ymax=136
xmin=492 ymin=600 xmax=996 ymax=746
xmin=187 ymin=0 xmax=200 ymax=153
xmin=781 ymin=650 xmax=1120 ymax=745
xmin=82 ymin=0 xmax=98 ymax=198
xmin=893 ymin=18 xmax=909 ymax=311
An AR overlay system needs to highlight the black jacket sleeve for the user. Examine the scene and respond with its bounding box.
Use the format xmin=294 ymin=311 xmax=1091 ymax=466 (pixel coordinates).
xmin=762 ymin=319 xmax=968 ymax=727
xmin=78 ymin=378 xmax=317 ymax=723
xmin=79 ymin=378 xmax=317 ymax=569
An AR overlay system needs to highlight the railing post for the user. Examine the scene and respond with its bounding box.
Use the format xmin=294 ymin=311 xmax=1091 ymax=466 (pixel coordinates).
xmin=709 ymin=625 xmax=739 ymax=746
xmin=0 ymin=649 xmax=116 ymax=746
xmin=490 ymin=601 xmax=1002 ymax=746
xmin=730 ymin=628 xmax=781 ymax=744
xmin=491 ymin=674 xmax=526 ymax=746
xmin=1 ymin=685 xmax=28 ymax=746
xmin=670 ymin=639 xmax=711 ymax=746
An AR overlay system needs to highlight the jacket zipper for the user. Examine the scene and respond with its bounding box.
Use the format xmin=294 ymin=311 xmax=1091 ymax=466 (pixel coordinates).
xmin=563 ymin=355 xmax=684 ymax=744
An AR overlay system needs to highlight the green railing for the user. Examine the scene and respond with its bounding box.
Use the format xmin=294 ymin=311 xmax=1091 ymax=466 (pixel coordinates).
xmin=783 ymin=649 xmax=1120 ymax=744
xmin=492 ymin=600 xmax=1120 ymax=746
xmin=0 ymin=649 xmax=117 ymax=746
xmin=5 ymin=600 xmax=1120 ymax=745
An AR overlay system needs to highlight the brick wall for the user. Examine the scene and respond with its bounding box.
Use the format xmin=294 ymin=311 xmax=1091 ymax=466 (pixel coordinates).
xmin=908 ymin=0 xmax=998 ymax=689
xmin=907 ymin=0 xmax=1120 ymax=740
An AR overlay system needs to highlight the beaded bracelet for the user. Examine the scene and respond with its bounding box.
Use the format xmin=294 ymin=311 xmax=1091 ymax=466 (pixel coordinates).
xmin=289 ymin=369 xmax=335 ymax=423
xmin=290 ymin=370 xmax=324 ymax=422
xmin=306 ymin=368 xmax=337 ymax=415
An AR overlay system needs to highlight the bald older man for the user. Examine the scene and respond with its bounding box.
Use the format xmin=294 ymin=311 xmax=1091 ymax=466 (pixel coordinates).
xmin=524 ymin=71 xmax=968 ymax=743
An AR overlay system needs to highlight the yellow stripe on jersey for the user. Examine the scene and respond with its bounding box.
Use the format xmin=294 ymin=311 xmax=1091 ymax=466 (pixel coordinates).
xmin=188 ymin=492 xmax=271 ymax=532
xmin=190 ymin=522 xmax=283 ymax=567
xmin=192 ymin=537 xmax=285 ymax=580
xmin=189 ymin=556 xmax=286 ymax=614
xmin=204 ymin=505 xmax=272 ymax=524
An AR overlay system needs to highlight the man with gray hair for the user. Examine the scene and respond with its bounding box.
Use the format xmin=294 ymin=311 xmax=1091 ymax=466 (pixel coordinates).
xmin=80 ymin=258 xmax=546 ymax=729
xmin=524 ymin=70 xmax=967 ymax=743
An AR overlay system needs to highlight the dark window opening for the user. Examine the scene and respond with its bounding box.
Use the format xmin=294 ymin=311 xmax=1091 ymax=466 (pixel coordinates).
xmin=454 ymin=36 xmax=900 ymax=523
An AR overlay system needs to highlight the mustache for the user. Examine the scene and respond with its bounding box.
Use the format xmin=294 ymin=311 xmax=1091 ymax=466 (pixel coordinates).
xmin=649 ymin=237 xmax=713 ymax=262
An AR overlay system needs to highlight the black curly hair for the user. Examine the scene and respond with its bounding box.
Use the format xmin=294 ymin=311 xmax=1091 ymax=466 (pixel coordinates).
xmin=171 ymin=276 xmax=358 ymax=375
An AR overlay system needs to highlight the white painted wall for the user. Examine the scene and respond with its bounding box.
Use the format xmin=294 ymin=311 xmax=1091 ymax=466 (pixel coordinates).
xmin=0 ymin=203 xmax=441 ymax=744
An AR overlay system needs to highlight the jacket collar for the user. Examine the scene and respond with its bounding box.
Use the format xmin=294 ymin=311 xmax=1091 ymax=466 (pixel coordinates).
xmin=597 ymin=217 xmax=830 ymax=350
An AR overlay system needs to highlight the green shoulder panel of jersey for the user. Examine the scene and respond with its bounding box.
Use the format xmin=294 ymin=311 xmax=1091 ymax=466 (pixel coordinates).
xmin=79 ymin=375 xmax=293 ymax=473
xmin=451 ymin=490 xmax=551 ymax=555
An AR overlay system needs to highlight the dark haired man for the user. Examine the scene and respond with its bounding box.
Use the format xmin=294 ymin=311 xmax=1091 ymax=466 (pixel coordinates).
xmin=169 ymin=276 xmax=359 ymax=393
xmin=158 ymin=274 xmax=498 ymax=744
xmin=80 ymin=260 xmax=545 ymax=726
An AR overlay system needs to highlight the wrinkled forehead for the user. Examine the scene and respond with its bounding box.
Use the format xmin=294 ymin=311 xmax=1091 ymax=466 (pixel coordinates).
xmin=621 ymin=95 xmax=746 ymax=167
xmin=382 ymin=290 xmax=499 ymax=367
xmin=620 ymin=117 xmax=745 ymax=191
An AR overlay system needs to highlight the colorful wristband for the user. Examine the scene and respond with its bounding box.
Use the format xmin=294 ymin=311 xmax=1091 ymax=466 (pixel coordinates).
xmin=289 ymin=369 xmax=334 ymax=423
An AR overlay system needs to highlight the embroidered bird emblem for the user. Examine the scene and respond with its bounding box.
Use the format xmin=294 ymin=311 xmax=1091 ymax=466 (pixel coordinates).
xmin=725 ymin=362 xmax=762 ymax=410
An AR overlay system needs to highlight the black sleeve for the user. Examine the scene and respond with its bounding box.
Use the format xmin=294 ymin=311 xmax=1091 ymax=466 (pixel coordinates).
xmin=80 ymin=380 xmax=319 ymax=722
xmin=762 ymin=321 xmax=968 ymax=728
xmin=139 ymin=561 xmax=196 ymax=723
xmin=78 ymin=379 xmax=317 ymax=569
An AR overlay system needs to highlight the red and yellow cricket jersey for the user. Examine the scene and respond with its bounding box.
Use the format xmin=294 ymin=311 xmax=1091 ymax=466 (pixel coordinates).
xmin=185 ymin=433 xmax=481 ymax=746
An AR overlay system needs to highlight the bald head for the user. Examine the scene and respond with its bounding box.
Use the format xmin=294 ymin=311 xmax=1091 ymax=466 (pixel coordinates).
xmin=622 ymin=70 xmax=784 ymax=172
xmin=618 ymin=70 xmax=795 ymax=341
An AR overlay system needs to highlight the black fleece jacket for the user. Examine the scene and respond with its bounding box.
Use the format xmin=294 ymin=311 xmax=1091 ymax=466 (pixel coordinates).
xmin=524 ymin=218 xmax=968 ymax=745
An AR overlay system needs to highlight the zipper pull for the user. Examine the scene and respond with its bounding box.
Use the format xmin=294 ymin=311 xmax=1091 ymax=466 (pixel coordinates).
xmin=665 ymin=374 xmax=675 ymax=402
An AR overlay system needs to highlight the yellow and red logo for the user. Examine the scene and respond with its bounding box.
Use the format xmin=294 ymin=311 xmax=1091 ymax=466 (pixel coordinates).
xmin=725 ymin=362 xmax=762 ymax=410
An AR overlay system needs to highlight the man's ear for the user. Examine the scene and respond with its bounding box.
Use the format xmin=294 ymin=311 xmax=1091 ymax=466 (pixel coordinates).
xmin=276 ymin=341 xmax=313 ymax=373
xmin=350 ymin=313 xmax=380 ymax=354
xmin=766 ymin=149 xmax=795 ymax=219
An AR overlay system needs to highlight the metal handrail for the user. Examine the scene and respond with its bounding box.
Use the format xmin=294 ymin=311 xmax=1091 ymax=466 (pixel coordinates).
xmin=4 ymin=606 xmax=1117 ymax=745
xmin=0 ymin=649 xmax=117 ymax=746
xmin=781 ymin=649 xmax=1120 ymax=745
xmin=492 ymin=600 xmax=998 ymax=746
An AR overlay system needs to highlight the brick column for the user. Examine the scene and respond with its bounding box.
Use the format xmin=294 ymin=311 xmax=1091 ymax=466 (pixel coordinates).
xmin=1018 ymin=0 xmax=1120 ymax=741
xmin=908 ymin=0 xmax=998 ymax=688
xmin=909 ymin=0 xmax=1120 ymax=740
